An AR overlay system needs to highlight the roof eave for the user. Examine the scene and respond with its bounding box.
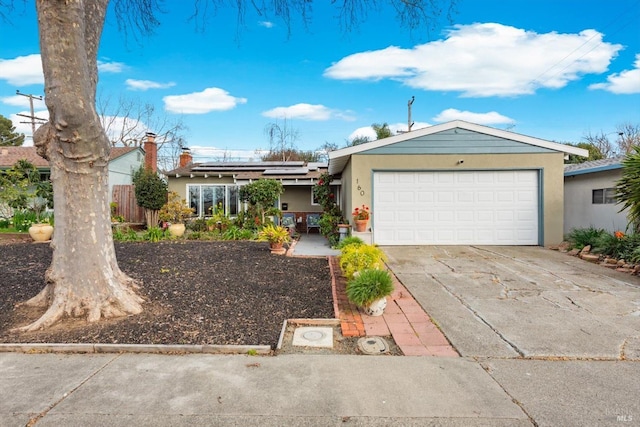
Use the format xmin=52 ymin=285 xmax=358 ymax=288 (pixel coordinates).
xmin=327 ymin=120 xmax=589 ymax=174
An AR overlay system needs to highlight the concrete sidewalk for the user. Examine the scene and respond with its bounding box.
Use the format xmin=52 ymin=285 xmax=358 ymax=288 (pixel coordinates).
xmin=290 ymin=233 xmax=340 ymax=257
xmin=3 ymin=352 xmax=638 ymax=426
xmin=2 ymin=353 xmax=528 ymax=426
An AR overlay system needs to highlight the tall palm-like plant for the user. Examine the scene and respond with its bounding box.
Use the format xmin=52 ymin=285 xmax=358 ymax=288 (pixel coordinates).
xmin=616 ymin=146 xmax=640 ymax=232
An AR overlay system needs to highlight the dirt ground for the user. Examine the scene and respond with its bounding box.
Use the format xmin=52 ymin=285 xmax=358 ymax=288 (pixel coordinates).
xmin=0 ymin=241 xmax=337 ymax=350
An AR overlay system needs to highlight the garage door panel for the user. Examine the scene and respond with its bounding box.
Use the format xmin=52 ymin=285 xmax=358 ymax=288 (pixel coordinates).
xmin=373 ymin=171 xmax=538 ymax=245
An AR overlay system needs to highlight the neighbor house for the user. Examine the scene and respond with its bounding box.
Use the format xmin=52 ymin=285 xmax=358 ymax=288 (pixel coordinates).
xmin=165 ymin=151 xmax=336 ymax=231
xmin=0 ymin=144 xmax=147 ymax=204
xmin=328 ymin=120 xmax=587 ymax=246
xmin=564 ymin=157 xmax=629 ymax=234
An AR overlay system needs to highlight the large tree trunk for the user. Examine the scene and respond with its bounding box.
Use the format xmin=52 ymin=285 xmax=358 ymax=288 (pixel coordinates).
xmin=14 ymin=0 xmax=144 ymax=331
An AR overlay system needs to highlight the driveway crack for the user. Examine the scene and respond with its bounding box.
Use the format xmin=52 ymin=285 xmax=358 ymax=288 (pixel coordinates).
xmin=26 ymin=354 xmax=121 ymax=426
xmin=429 ymin=273 xmax=525 ymax=357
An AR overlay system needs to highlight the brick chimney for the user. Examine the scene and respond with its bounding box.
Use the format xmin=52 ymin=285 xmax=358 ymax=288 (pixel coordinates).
xmin=143 ymin=132 xmax=157 ymax=172
xmin=179 ymin=148 xmax=193 ymax=168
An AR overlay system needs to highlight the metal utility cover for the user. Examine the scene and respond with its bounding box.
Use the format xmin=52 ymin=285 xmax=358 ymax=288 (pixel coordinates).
xmin=358 ymin=336 xmax=390 ymax=355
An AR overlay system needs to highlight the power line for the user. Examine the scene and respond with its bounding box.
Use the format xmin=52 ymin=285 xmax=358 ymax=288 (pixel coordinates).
xmin=15 ymin=90 xmax=47 ymax=136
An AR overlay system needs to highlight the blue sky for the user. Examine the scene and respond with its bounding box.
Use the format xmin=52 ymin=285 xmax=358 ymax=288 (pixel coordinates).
xmin=0 ymin=0 xmax=639 ymax=162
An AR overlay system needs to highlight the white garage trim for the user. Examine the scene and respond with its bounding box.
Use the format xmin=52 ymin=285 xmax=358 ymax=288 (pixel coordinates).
xmin=373 ymin=170 xmax=541 ymax=246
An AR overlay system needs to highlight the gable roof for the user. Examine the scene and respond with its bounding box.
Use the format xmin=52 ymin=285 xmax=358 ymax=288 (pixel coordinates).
xmin=564 ymin=156 xmax=625 ymax=177
xmin=0 ymin=146 xmax=141 ymax=168
xmin=328 ymin=120 xmax=589 ymax=175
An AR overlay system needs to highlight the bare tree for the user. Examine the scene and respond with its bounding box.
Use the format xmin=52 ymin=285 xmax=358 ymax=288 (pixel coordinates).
xmin=582 ymin=123 xmax=640 ymax=158
xmin=4 ymin=0 xmax=454 ymax=331
xmin=97 ymin=93 xmax=188 ymax=171
xmin=616 ymin=122 xmax=640 ymax=155
xmin=582 ymin=130 xmax=617 ymax=158
xmin=263 ymin=119 xmax=300 ymax=162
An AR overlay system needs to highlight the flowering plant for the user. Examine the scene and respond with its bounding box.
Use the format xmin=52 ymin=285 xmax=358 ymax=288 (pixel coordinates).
xmin=614 ymin=230 xmax=625 ymax=239
xmin=352 ymin=204 xmax=370 ymax=220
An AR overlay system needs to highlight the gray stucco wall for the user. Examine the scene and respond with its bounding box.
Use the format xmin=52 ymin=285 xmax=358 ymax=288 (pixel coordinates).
xmin=564 ymin=169 xmax=629 ymax=234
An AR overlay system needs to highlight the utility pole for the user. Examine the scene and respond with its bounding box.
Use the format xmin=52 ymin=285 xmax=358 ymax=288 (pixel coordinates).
xmin=407 ymin=96 xmax=415 ymax=132
xmin=15 ymin=90 xmax=46 ymax=136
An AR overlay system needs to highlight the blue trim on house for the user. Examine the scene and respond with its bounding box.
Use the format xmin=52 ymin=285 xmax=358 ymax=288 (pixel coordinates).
xmin=564 ymin=163 xmax=622 ymax=177
xmin=360 ymin=129 xmax=554 ymax=155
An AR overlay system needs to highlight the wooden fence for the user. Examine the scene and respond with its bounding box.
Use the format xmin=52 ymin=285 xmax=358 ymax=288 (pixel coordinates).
xmin=112 ymin=185 xmax=145 ymax=223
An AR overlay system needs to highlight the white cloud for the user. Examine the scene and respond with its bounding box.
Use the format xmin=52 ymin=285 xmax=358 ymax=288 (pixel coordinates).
xmin=348 ymin=121 xmax=431 ymax=142
xmin=163 ymin=87 xmax=247 ymax=114
xmin=1 ymin=94 xmax=46 ymax=109
xmin=97 ymin=60 xmax=126 ymax=73
xmin=262 ymin=103 xmax=355 ymax=121
xmin=432 ymin=109 xmax=515 ymax=125
xmin=589 ymin=53 xmax=640 ymax=94
xmin=0 ymin=54 xmax=44 ymax=86
xmin=126 ymin=79 xmax=176 ymax=91
xmin=258 ymin=21 xmax=274 ymax=28
xmin=100 ymin=115 xmax=151 ymax=144
xmin=189 ymin=145 xmax=268 ymax=162
xmin=325 ymin=23 xmax=622 ymax=97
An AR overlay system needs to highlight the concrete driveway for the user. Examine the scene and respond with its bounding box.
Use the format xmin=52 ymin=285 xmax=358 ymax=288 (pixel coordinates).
xmin=383 ymin=246 xmax=640 ymax=360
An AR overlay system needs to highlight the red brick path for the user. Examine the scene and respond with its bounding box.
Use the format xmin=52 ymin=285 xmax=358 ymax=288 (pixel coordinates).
xmin=329 ymin=256 xmax=458 ymax=357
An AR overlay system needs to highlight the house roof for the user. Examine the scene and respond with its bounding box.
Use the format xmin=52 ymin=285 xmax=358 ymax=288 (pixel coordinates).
xmin=564 ymin=156 xmax=625 ymax=176
xmin=166 ymin=161 xmax=328 ymax=183
xmin=0 ymin=146 xmax=140 ymax=168
xmin=328 ymin=120 xmax=589 ymax=175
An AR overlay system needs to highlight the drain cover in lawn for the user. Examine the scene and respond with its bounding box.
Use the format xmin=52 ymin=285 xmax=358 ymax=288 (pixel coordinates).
xmin=292 ymin=327 xmax=333 ymax=348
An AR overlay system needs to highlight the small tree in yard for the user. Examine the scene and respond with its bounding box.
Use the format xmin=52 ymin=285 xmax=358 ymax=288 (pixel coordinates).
xmin=133 ymin=166 xmax=168 ymax=229
xmin=313 ymin=172 xmax=344 ymax=246
xmin=239 ymin=179 xmax=284 ymax=226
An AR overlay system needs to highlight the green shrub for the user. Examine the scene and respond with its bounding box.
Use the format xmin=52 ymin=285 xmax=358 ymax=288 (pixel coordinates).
xmin=336 ymin=236 xmax=364 ymax=250
xmin=339 ymin=244 xmax=387 ymax=280
xmin=593 ymin=231 xmax=640 ymax=261
xmin=566 ymin=227 xmax=608 ymax=250
xmin=143 ymin=226 xmax=166 ymax=242
xmin=346 ymin=269 xmax=394 ymax=307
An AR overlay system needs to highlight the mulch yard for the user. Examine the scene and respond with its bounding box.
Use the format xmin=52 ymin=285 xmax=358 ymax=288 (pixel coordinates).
xmin=0 ymin=241 xmax=334 ymax=349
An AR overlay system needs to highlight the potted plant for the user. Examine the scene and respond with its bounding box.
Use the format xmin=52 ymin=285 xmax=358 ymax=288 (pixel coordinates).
xmin=352 ymin=204 xmax=370 ymax=232
xmin=258 ymin=224 xmax=291 ymax=254
xmin=159 ymin=191 xmax=194 ymax=237
xmin=346 ymin=268 xmax=394 ymax=316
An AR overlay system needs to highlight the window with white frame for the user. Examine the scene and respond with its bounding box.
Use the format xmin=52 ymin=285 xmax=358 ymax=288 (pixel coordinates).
xmin=188 ymin=184 xmax=241 ymax=217
xmin=592 ymin=188 xmax=616 ymax=204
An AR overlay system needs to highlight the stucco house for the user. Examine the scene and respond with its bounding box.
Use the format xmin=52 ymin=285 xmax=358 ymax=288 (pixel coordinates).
xmin=564 ymin=157 xmax=629 ymax=234
xmin=165 ymin=152 xmax=334 ymax=231
xmin=328 ymin=120 xmax=586 ymax=246
xmin=0 ymin=145 xmax=146 ymax=203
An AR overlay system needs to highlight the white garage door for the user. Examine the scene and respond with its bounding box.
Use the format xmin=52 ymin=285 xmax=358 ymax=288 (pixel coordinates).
xmin=373 ymin=171 xmax=539 ymax=245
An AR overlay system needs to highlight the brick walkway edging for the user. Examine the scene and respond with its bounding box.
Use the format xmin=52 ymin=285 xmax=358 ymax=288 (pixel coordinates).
xmin=329 ymin=256 xmax=459 ymax=357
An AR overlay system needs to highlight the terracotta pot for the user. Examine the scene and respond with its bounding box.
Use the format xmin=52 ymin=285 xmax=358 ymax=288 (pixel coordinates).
xmin=354 ymin=219 xmax=368 ymax=232
xmin=29 ymin=223 xmax=54 ymax=242
xmin=269 ymin=241 xmax=286 ymax=255
xmin=168 ymin=223 xmax=186 ymax=237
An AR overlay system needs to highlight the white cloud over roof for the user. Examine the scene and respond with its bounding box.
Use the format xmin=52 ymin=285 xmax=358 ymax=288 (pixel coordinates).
xmin=262 ymin=103 xmax=355 ymax=121
xmin=0 ymin=54 xmax=44 ymax=86
xmin=126 ymin=79 xmax=176 ymax=91
xmin=324 ymin=23 xmax=622 ymax=97
xmin=432 ymin=109 xmax=515 ymax=125
xmin=163 ymin=87 xmax=247 ymax=114
xmin=589 ymin=53 xmax=640 ymax=94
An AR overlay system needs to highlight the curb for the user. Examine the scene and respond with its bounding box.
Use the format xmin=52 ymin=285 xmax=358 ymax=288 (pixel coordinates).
xmin=0 ymin=343 xmax=272 ymax=355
